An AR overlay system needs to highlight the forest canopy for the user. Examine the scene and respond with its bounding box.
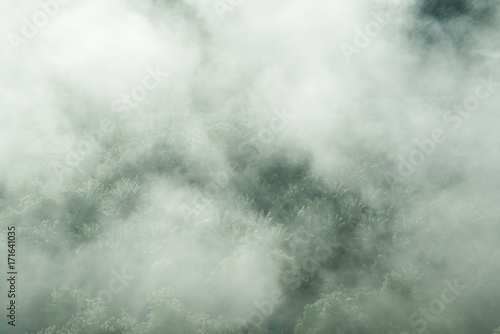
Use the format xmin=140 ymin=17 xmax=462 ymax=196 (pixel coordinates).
xmin=1 ymin=0 xmax=500 ymax=333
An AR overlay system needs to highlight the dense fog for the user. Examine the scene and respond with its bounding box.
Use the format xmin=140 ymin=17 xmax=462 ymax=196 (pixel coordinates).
xmin=1 ymin=0 xmax=500 ymax=333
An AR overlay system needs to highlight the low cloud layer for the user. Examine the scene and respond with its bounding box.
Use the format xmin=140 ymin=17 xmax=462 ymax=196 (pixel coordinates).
xmin=1 ymin=0 xmax=500 ymax=333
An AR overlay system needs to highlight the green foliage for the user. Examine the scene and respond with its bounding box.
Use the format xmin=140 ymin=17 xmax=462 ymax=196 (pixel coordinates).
xmin=190 ymin=314 xmax=239 ymax=334
xmin=64 ymin=187 xmax=102 ymax=240
xmin=56 ymin=300 xmax=130 ymax=334
xmin=29 ymin=220 xmax=68 ymax=254
xmin=294 ymin=287 xmax=370 ymax=334
xmin=381 ymin=270 xmax=426 ymax=302
xmin=42 ymin=285 xmax=90 ymax=329
xmin=8 ymin=88 xmax=500 ymax=334
xmin=141 ymin=288 xmax=195 ymax=334
xmin=39 ymin=285 xmax=134 ymax=334
xmin=106 ymin=178 xmax=142 ymax=217
xmin=271 ymin=249 xmax=304 ymax=295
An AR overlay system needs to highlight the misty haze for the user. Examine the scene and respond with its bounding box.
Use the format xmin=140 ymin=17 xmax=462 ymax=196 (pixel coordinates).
xmin=1 ymin=0 xmax=500 ymax=333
